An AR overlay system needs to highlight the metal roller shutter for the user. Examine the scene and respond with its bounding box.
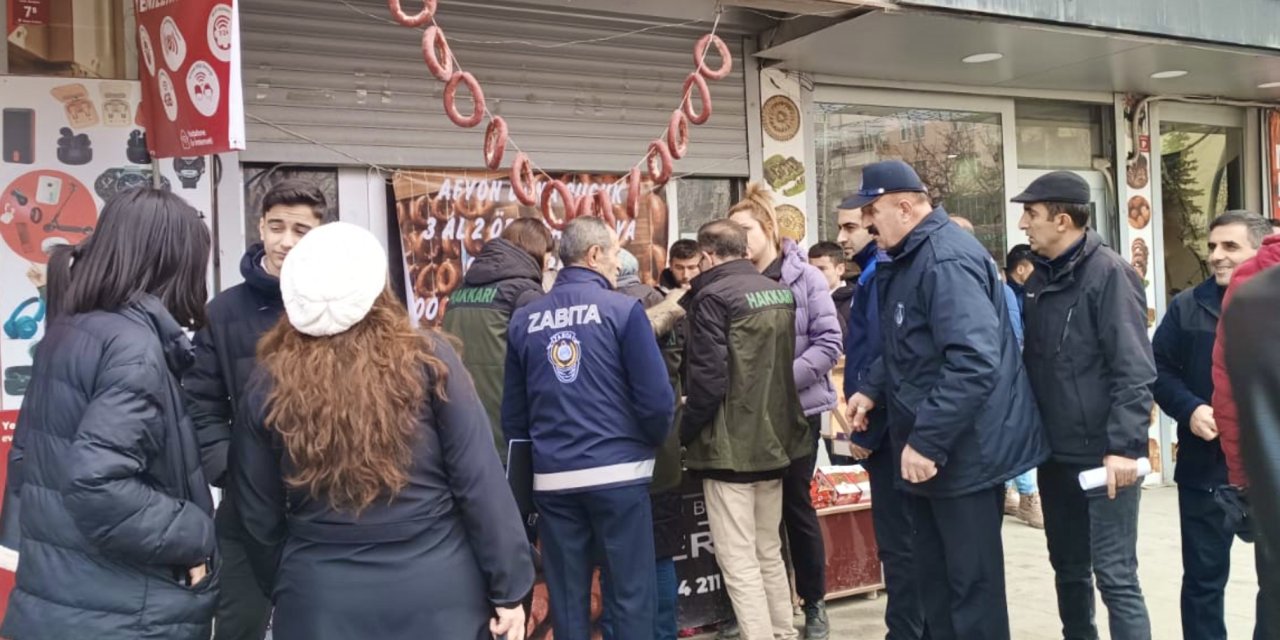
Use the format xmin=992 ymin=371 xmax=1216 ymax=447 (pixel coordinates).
xmin=240 ymin=0 xmax=749 ymax=175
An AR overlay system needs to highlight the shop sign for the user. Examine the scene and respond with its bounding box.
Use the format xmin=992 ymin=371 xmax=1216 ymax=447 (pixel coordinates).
xmin=134 ymin=0 xmax=244 ymax=158
xmin=391 ymin=169 xmax=669 ymax=327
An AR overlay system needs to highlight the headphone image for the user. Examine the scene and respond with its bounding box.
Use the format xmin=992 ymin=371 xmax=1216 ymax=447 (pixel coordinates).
xmin=5 ymin=296 xmax=46 ymax=340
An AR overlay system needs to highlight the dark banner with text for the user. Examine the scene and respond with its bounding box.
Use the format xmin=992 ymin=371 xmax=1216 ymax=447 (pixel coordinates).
xmin=391 ymin=169 xmax=669 ymax=328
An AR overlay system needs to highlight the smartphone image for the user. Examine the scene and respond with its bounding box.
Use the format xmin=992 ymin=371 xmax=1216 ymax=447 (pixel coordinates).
xmin=3 ymin=109 xmax=36 ymax=164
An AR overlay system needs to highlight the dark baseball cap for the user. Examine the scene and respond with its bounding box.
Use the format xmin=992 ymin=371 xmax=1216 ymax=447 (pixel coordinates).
xmin=838 ymin=160 xmax=928 ymax=210
xmin=1011 ymin=171 xmax=1091 ymax=205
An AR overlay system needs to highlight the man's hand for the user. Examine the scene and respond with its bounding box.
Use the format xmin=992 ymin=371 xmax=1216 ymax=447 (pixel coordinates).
xmin=490 ymin=605 xmax=526 ymax=640
xmin=1103 ymin=455 xmax=1140 ymax=500
xmin=1190 ymin=405 xmax=1218 ymax=441
xmin=849 ymin=443 xmax=872 ymax=462
xmin=846 ymin=393 xmax=875 ymax=432
xmin=901 ymin=444 xmax=938 ymax=483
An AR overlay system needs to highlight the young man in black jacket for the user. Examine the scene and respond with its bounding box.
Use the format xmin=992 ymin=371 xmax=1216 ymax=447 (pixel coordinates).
xmin=185 ymin=180 xmax=328 ymax=640
xmin=659 ymin=238 xmax=701 ymax=291
xmin=1015 ymin=171 xmax=1155 ymax=640
xmin=1152 ymin=211 xmax=1270 ymax=639
xmin=808 ymin=241 xmax=853 ymax=340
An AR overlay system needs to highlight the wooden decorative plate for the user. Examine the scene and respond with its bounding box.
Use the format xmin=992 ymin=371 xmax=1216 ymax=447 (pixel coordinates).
xmin=777 ymin=204 xmax=806 ymax=241
xmin=763 ymin=95 xmax=801 ymax=142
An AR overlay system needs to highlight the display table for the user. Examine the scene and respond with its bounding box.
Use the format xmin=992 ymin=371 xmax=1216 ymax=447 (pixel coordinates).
xmin=817 ymin=501 xmax=884 ymax=599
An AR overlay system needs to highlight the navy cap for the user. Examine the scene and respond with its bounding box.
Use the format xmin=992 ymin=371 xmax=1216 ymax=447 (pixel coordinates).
xmin=1011 ymin=171 xmax=1090 ymax=205
xmin=838 ymin=160 xmax=928 ymax=210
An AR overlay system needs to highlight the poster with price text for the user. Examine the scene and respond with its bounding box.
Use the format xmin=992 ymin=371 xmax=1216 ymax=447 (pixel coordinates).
xmin=134 ymin=0 xmax=245 ymax=158
xmin=391 ymin=169 xmax=669 ymax=328
xmin=1 ymin=76 xmax=213 ymax=411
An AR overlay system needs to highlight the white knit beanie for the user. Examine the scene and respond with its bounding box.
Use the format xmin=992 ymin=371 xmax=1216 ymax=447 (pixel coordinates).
xmin=280 ymin=222 xmax=388 ymax=337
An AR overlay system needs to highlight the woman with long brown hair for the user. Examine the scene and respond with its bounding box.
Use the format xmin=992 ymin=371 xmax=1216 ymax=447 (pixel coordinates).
xmin=231 ymin=222 xmax=534 ymax=640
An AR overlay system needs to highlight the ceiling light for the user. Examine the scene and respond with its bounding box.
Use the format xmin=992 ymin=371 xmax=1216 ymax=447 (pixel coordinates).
xmin=962 ymin=52 xmax=1003 ymax=64
xmin=1150 ymin=70 xmax=1188 ymax=79
xmin=1258 ymin=81 xmax=1280 ymax=89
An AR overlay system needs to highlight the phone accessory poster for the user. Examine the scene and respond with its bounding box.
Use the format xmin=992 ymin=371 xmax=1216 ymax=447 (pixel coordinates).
xmin=1 ymin=76 xmax=213 ymax=411
xmin=391 ymin=169 xmax=670 ymax=328
xmin=135 ymin=0 xmax=245 ymax=158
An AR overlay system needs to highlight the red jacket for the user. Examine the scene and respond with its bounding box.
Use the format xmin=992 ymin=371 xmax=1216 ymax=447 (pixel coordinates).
xmin=1212 ymin=234 xmax=1280 ymax=487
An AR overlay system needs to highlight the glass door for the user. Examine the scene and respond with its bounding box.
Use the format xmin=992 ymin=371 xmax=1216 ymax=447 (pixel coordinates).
xmin=812 ymin=88 xmax=1018 ymax=263
xmin=1156 ymin=118 xmax=1245 ymax=300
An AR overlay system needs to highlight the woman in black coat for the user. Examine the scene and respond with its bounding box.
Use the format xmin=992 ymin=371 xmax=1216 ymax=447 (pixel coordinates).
xmin=0 ymin=188 xmax=217 ymax=640
xmin=232 ymin=222 xmax=534 ymax=640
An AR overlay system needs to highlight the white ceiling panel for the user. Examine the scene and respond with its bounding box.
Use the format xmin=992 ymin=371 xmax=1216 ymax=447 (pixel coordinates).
xmin=757 ymin=10 xmax=1280 ymax=102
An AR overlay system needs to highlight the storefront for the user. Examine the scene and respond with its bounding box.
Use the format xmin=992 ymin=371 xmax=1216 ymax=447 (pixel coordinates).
xmin=751 ymin=3 xmax=1280 ymax=484
xmin=218 ymin=0 xmax=760 ymax=300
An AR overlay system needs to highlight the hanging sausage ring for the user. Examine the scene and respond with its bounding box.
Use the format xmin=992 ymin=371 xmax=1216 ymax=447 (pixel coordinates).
xmin=667 ymin=109 xmax=690 ymax=160
xmin=625 ymin=167 xmax=643 ymax=221
xmin=484 ymin=117 xmax=509 ymax=170
xmin=444 ymin=71 xmax=486 ymax=128
xmin=510 ymin=153 xmax=538 ymax=207
xmin=541 ymin=180 xmax=576 ymax=231
xmin=421 ymin=26 xmax=454 ymax=82
xmin=681 ymin=72 xmax=713 ymax=125
xmin=693 ymin=34 xmax=733 ymax=81
xmin=578 ymin=190 xmax=617 ymax=226
xmin=388 ymin=0 xmax=437 ymax=27
xmin=646 ymin=139 xmax=674 ymax=187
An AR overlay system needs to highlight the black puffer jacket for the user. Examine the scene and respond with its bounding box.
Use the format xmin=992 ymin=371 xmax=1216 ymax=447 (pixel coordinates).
xmin=1 ymin=296 xmax=218 ymax=640
xmin=185 ymin=244 xmax=284 ymax=487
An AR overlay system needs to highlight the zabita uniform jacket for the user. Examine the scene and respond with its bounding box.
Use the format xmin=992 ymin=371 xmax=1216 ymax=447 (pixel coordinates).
xmin=501 ymin=267 xmax=675 ymax=495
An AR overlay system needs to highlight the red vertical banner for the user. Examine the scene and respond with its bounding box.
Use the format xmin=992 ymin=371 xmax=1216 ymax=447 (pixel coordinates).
xmin=1270 ymin=110 xmax=1280 ymax=219
xmin=134 ymin=0 xmax=244 ymax=158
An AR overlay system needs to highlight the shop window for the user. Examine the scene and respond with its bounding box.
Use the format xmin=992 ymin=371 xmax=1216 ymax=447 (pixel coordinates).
xmin=815 ymin=103 xmax=1007 ymax=260
xmin=6 ymin=0 xmax=131 ymax=79
xmin=242 ymin=165 xmax=340 ymax=248
xmin=676 ymin=178 xmax=743 ymax=240
xmin=1015 ymin=101 xmax=1107 ymax=171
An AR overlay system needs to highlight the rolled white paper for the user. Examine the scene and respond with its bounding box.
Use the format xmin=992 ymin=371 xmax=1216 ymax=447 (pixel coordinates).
xmin=1077 ymin=458 xmax=1153 ymax=491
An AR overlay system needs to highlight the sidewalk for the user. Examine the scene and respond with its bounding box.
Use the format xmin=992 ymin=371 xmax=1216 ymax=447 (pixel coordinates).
xmin=822 ymin=485 xmax=1260 ymax=638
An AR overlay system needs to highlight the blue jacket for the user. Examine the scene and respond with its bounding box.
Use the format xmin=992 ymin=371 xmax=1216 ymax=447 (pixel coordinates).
xmin=502 ymin=267 xmax=675 ymax=494
xmin=860 ymin=208 xmax=1049 ymax=497
xmin=844 ymin=243 xmax=888 ymax=452
xmin=1152 ymin=277 xmax=1226 ymax=488
xmin=1004 ymin=283 xmax=1024 ymax=350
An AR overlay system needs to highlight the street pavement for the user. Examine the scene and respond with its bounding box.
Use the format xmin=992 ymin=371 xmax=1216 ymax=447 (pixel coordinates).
xmin=695 ymin=485 xmax=1260 ymax=639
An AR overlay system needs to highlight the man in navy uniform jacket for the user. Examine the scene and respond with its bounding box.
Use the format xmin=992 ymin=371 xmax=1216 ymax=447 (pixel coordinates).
xmin=502 ymin=216 xmax=675 ymax=640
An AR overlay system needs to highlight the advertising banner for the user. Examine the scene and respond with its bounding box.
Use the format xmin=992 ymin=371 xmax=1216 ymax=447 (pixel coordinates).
xmin=390 ymin=169 xmax=670 ymax=328
xmin=0 ymin=410 xmax=16 ymax=621
xmin=1 ymin=76 xmax=213 ymax=411
xmin=134 ymin=0 xmax=244 ymax=158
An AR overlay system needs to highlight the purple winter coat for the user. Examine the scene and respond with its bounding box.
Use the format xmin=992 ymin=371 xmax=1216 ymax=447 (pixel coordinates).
xmin=766 ymin=239 xmax=843 ymax=417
